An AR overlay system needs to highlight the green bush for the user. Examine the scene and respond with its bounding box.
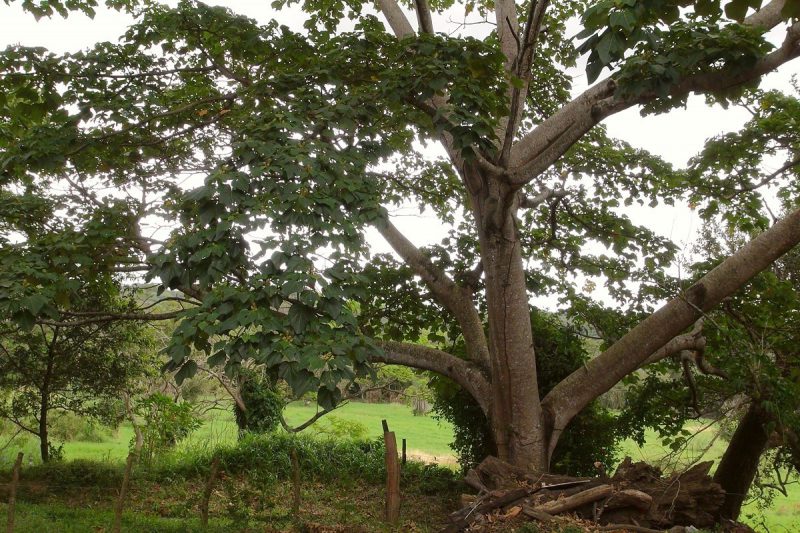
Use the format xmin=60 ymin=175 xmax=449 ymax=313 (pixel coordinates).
xmin=233 ymin=370 xmax=284 ymax=435
xmin=147 ymin=432 xmax=458 ymax=494
xmin=317 ymin=415 xmax=368 ymax=440
xmin=20 ymin=459 xmax=122 ymax=489
xmin=135 ymin=393 xmax=201 ymax=463
xmin=50 ymin=412 xmax=108 ymax=443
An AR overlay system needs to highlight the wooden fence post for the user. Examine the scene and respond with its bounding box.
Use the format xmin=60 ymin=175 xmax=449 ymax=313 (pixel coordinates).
xmin=382 ymin=420 xmax=400 ymax=523
xmin=113 ymin=452 xmax=135 ymax=533
xmin=401 ymin=438 xmax=407 ymax=466
xmin=200 ymin=456 xmax=221 ymax=527
xmin=5 ymin=452 xmax=22 ymax=533
xmin=290 ymin=448 xmax=301 ymax=517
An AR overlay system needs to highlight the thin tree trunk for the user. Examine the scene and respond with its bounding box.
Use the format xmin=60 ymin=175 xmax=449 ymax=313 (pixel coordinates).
xmin=713 ymin=402 xmax=771 ymax=520
xmin=38 ymin=402 xmax=48 ymax=463
xmin=39 ymin=327 xmax=58 ymax=463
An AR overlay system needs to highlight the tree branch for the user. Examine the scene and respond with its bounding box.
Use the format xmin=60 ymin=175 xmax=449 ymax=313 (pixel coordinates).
xmin=543 ymin=205 xmax=800 ymax=456
xmin=374 ymin=217 xmax=491 ymax=368
xmin=495 ymin=0 xmax=520 ymax=72
xmin=414 ymin=0 xmax=434 ymax=34
xmin=519 ymin=187 xmax=567 ymax=209
xmin=639 ymin=318 xmax=706 ymax=368
xmin=37 ymin=310 xmax=182 ymax=327
xmin=498 ymin=0 xmax=550 ymax=167
xmin=377 ymin=0 xmax=415 ymax=38
xmin=509 ymin=8 xmax=799 ymax=185
xmin=371 ymin=340 xmax=491 ymax=414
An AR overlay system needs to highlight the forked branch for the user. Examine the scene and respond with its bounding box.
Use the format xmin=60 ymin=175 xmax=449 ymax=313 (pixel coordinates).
xmin=509 ymin=1 xmax=798 ymax=185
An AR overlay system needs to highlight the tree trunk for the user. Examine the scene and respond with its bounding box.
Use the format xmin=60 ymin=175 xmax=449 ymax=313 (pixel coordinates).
xmin=475 ymin=181 xmax=547 ymax=471
xmin=713 ymin=402 xmax=771 ymax=520
xmin=39 ymin=330 xmax=57 ymax=463
xmin=39 ymin=395 xmax=49 ymax=463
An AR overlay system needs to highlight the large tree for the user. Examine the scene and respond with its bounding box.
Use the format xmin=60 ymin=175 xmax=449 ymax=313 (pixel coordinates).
xmin=1 ymin=0 xmax=799 ymax=472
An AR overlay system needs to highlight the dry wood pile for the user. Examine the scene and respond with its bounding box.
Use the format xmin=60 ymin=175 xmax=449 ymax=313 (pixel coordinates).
xmin=440 ymin=456 xmax=743 ymax=533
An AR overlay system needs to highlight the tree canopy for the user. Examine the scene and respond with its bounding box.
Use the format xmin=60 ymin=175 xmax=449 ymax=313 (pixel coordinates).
xmin=1 ymin=0 xmax=799 ymax=472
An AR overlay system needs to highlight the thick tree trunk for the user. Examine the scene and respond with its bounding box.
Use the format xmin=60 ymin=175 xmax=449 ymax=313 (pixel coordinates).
xmin=713 ymin=402 xmax=771 ymax=520
xmin=475 ymin=180 xmax=547 ymax=471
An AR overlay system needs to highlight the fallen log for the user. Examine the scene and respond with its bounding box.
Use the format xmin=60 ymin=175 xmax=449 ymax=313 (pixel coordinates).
xmin=531 ymin=484 xmax=614 ymax=515
xmin=604 ymin=489 xmax=653 ymax=512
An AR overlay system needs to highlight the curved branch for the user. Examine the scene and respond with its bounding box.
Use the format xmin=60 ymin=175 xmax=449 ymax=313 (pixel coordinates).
xmin=372 ymin=340 xmax=491 ymax=415
xmin=279 ymin=404 xmax=340 ymax=433
xmin=374 ymin=217 xmax=491 ymax=368
xmin=543 ymin=205 xmax=800 ymax=453
xmin=638 ymin=318 xmax=706 ymax=368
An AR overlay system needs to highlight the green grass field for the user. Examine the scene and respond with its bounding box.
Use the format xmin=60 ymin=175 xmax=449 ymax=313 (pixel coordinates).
xmin=1 ymin=401 xmax=797 ymax=531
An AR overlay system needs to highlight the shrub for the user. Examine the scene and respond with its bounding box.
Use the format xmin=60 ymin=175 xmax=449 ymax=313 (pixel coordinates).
xmin=22 ymin=459 xmax=122 ymax=488
xmin=134 ymin=393 xmax=201 ymax=463
xmin=317 ymin=415 xmax=368 ymax=440
xmin=233 ymin=370 xmax=283 ymax=435
xmin=50 ymin=412 xmax=108 ymax=443
xmin=147 ymin=432 xmax=459 ymax=494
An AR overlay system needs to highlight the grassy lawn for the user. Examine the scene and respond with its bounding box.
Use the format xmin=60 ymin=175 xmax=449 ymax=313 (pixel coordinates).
xmin=1 ymin=401 xmax=797 ymax=531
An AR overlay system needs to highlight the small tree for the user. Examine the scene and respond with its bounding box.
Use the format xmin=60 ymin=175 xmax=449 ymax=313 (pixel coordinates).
xmin=0 ymin=300 xmax=154 ymax=462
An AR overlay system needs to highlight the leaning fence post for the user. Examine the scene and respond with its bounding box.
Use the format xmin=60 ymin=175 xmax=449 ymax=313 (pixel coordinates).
xmin=200 ymin=456 xmax=221 ymax=527
xmin=5 ymin=452 xmax=22 ymax=533
xmin=113 ymin=451 xmax=135 ymax=533
xmin=382 ymin=419 xmax=400 ymax=523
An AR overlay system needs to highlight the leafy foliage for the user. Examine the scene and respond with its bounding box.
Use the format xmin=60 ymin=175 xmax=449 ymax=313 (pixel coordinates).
xmin=576 ymin=0 xmax=785 ymax=86
xmin=135 ymin=392 xmax=201 ymax=463
xmin=233 ymin=369 xmax=284 ymax=435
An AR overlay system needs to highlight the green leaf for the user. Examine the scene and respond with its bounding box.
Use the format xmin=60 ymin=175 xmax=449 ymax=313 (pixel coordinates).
xmin=23 ymin=293 xmax=49 ymax=315
xmin=609 ymin=10 xmax=636 ymax=33
xmin=288 ymin=303 xmax=314 ymax=334
xmin=724 ymin=0 xmax=750 ymax=21
xmin=317 ymin=386 xmax=341 ymax=410
xmin=207 ymin=351 xmax=227 ymax=367
xmin=175 ymin=360 xmax=198 ymax=385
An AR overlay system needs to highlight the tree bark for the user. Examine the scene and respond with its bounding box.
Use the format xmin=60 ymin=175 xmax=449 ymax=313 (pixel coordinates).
xmin=475 ymin=179 xmax=546 ymax=471
xmin=713 ymin=402 xmax=771 ymax=520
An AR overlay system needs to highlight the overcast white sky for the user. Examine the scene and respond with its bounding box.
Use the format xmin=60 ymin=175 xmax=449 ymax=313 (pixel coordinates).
xmin=2 ymin=1 xmax=798 ymax=300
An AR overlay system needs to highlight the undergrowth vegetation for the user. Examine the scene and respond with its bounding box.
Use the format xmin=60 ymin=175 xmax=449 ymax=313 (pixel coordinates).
xmin=144 ymin=432 xmax=458 ymax=493
xmin=0 ymin=431 xmax=462 ymax=532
